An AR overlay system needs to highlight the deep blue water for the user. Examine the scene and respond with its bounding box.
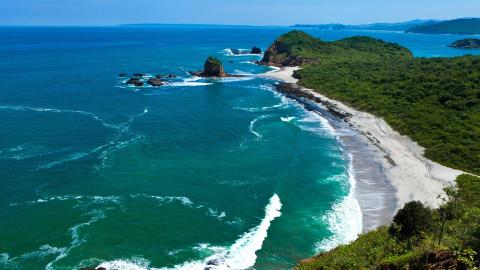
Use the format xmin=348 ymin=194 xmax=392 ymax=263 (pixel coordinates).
xmin=0 ymin=26 xmax=478 ymax=270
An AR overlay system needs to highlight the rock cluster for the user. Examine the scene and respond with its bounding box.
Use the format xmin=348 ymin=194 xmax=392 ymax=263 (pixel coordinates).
xmin=229 ymin=46 xmax=263 ymax=55
xmin=120 ymin=73 xmax=177 ymax=87
xmin=275 ymin=83 xmax=352 ymax=119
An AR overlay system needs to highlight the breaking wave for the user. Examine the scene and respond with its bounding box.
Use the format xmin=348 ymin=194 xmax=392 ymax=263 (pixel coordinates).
xmin=315 ymin=154 xmax=363 ymax=252
xmin=95 ymin=194 xmax=282 ymax=270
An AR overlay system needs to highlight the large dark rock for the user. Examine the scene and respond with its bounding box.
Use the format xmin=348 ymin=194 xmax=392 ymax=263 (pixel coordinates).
xmin=450 ymin=38 xmax=480 ymax=49
xmin=251 ymin=46 xmax=262 ymax=54
xmin=118 ymin=73 xmax=128 ymax=77
xmin=132 ymin=73 xmax=147 ymax=77
xmin=126 ymin=77 xmax=144 ymax=87
xmin=147 ymin=78 xmax=164 ymax=87
xmin=203 ymin=57 xmax=225 ymax=76
xmin=190 ymin=57 xmax=243 ymax=78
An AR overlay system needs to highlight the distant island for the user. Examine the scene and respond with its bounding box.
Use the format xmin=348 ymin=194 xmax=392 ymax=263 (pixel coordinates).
xmin=406 ymin=18 xmax=480 ymax=34
xmin=293 ymin=19 xmax=439 ymax=31
xmin=294 ymin=18 xmax=480 ymax=35
xmin=450 ymin=38 xmax=480 ymax=49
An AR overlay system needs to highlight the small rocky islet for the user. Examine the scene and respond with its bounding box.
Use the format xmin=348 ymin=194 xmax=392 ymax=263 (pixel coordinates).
xmin=120 ymin=46 xmax=262 ymax=87
xmin=449 ymin=38 xmax=480 ymax=49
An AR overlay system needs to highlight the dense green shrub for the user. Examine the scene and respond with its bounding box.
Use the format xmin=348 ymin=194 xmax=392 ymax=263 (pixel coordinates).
xmin=390 ymin=201 xmax=433 ymax=240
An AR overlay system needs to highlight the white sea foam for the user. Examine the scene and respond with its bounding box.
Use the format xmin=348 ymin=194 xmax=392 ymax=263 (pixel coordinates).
xmin=130 ymin=194 xmax=194 ymax=206
xmin=296 ymin=110 xmax=337 ymax=136
xmin=221 ymin=48 xmax=262 ymax=57
xmin=98 ymin=257 xmax=152 ymax=270
xmin=43 ymin=208 xmax=108 ymax=270
xmin=315 ymin=154 xmax=363 ymax=252
xmin=167 ymin=82 xmax=213 ymax=87
xmin=280 ymin=116 xmax=295 ymax=122
xmin=1 ymin=104 xmax=149 ymax=169
xmin=249 ymin=115 xmax=271 ymax=139
xmin=205 ymin=208 xmax=227 ymax=220
xmin=95 ymin=194 xmax=282 ymax=270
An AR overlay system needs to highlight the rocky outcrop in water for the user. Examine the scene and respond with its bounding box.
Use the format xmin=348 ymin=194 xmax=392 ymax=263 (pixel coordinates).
xmin=191 ymin=56 xmax=242 ymax=78
xmin=147 ymin=78 xmax=164 ymax=87
xmin=126 ymin=77 xmax=144 ymax=87
xmin=251 ymin=46 xmax=262 ymax=54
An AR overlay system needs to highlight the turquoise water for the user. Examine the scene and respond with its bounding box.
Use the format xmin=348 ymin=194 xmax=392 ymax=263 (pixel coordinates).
xmin=0 ymin=26 xmax=478 ymax=270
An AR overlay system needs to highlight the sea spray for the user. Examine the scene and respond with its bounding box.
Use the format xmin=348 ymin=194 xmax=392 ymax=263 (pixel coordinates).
xmin=97 ymin=194 xmax=282 ymax=270
xmin=315 ymin=154 xmax=363 ymax=252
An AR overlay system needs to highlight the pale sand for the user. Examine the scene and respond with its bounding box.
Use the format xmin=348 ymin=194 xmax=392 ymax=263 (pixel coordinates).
xmin=262 ymin=67 xmax=464 ymax=210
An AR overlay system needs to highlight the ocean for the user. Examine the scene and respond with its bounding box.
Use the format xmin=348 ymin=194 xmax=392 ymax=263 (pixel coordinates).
xmin=0 ymin=25 xmax=478 ymax=270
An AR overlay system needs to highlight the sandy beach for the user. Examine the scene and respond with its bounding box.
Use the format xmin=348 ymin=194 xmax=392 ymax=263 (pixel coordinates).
xmin=263 ymin=67 xmax=464 ymax=214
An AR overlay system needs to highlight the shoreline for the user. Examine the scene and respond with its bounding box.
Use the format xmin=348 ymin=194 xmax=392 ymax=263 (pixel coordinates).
xmin=261 ymin=66 xmax=464 ymax=230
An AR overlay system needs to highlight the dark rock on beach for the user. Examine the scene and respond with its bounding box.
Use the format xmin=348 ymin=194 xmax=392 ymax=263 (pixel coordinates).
xmin=126 ymin=77 xmax=144 ymax=87
xmin=147 ymin=78 xmax=164 ymax=87
xmin=132 ymin=73 xmax=147 ymax=77
xmin=275 ymin=83 xmax=352 ymax=119
xmin=118 ymin=73 xmax=128 ymax=77
xmin=251 ymin=46 xmax=262 ymax=54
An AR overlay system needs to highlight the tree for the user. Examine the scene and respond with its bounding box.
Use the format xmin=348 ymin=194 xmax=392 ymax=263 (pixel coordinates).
xmin=390 ymin=201 xmax=433 ymax=240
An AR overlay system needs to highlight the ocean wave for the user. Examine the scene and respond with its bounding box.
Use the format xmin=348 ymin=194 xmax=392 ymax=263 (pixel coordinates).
xmin=315 ymin=154 xmax=363 ymax=252
xmin=296 ymin=110 xmax=337 ymax=136
xmin=93 ymin=194 xmax=282 ymax=270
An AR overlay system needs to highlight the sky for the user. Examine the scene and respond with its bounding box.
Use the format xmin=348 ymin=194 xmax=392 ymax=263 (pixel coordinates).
xmin=0 ymin=0 xmax=479 ymax=26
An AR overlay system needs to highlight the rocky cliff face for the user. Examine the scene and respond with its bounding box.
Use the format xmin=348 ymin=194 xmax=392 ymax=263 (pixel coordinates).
xmin=260 ymin=40 xmax=304 ymax=67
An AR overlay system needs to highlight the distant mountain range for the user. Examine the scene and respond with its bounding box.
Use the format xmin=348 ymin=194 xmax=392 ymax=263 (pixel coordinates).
xmin=293 ymin=19 xmax=441 ymax=32
xmin=294 ymin=18 xmax=480 ymax=35
xmin=406 ymin=18 xmax=480 ymax=35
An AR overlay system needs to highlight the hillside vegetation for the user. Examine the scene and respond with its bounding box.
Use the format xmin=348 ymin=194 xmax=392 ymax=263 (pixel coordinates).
xmin=261 ymin=30 xmax=480 ymax=175
xmin=406 ymin=18 xmax=480 ymax=35
xmin=296 ymin=175 xmax=480 ymax=269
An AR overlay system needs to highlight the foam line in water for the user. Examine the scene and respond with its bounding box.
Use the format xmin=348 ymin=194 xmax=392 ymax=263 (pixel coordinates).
xmin=43 ymin=208 xmax=108 ymax=270
xmin=249 ymin=115 xmax=271 ymax=139
xmin=315 ymin=154 xmax=363 ymax=252
xmin=96 ymin=194 xmax=282 ymax=270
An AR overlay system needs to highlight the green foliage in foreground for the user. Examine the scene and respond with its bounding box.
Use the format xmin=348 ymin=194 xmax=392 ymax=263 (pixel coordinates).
xmin=272 ymin=30 xmax=480 ymax=174
xmin=296 ymin=174 xmax=480 ymax=270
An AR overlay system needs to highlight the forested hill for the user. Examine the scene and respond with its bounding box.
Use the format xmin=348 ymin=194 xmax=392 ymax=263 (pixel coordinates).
xmin=261 ymin=30 xmax=480 ymax=175
xmin=406 ymin=18 xmax=480 ymax=34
